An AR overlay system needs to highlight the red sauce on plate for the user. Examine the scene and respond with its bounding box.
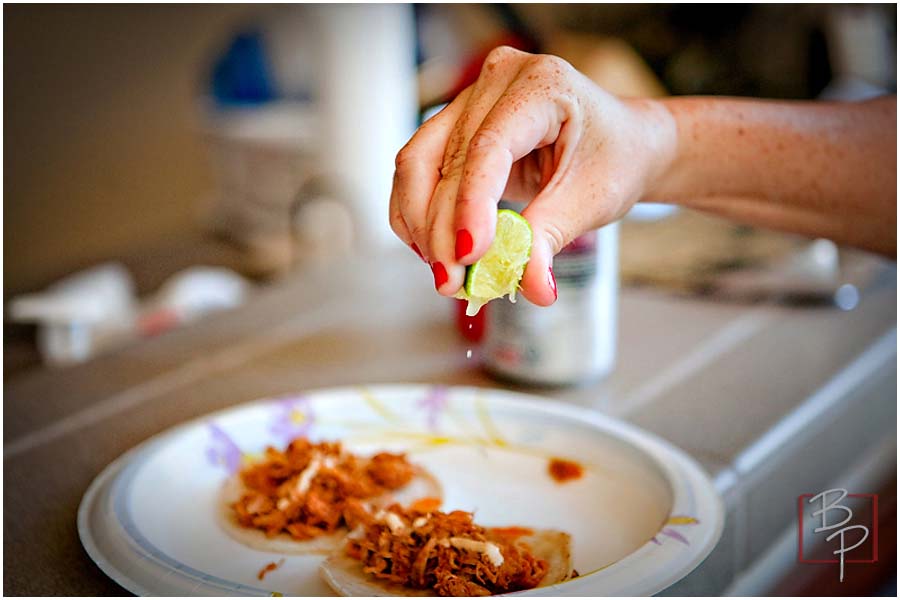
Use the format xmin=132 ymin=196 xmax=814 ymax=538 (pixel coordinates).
xmin=548 ymin=458 xmax=584 ymax=483
xmin=257 ymin=559 xmax=284 ymax=581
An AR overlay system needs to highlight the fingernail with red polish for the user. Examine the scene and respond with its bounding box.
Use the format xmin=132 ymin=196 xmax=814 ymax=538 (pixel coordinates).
xmin=432 ymin=262 xmax=448 ymax=290
xmin=455 ymin=229 xmax=473 ymax=261
xmin=410 ymin=243 xmax=424 ymax=261
xmin=548 ymin=268 xmax=558 ymax=300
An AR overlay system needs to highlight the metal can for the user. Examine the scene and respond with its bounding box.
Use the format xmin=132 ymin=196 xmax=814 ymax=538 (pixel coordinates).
xmin=482 ymin=208 xmax=619 ymax=386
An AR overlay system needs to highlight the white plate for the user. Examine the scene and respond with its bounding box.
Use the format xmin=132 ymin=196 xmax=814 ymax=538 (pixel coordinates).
xmin=78 ymin=384 xmax=723 ymax=596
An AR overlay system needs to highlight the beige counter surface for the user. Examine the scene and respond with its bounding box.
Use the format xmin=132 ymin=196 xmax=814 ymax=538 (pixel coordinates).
xmin=4 ymin=248 xmax=896 ymax=595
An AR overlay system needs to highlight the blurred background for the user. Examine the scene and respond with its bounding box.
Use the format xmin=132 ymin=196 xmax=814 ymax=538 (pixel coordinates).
xmin=4 ymin=3 xmax=896 ymax=372
xmin=4 ymin=6 xmax=897 ymax=597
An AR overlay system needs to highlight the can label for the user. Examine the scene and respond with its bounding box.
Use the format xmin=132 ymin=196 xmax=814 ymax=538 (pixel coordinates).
xmin=554 ymin=232 xmax=598 ymax=288
xmin=482 ymin=217 xmax=618 ymax=386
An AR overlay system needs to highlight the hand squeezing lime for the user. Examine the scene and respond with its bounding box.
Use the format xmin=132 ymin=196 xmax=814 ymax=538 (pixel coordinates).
xmin=454 ymin=209 xmax=533 ymax=316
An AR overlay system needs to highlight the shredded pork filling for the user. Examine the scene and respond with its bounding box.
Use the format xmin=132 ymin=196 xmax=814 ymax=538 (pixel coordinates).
xmin=346 ymin=505 xmax=548 ymax=596
xmin=232 ymin=438 xmax=416 ymax=539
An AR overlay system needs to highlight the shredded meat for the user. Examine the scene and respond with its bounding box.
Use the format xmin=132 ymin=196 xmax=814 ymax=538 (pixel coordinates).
xmin=232 ymin=438 xmax=416 ymax=540
xmin=345 ymin=504 xmax=549 ymax=596
xmin=435 ymin=574 xmax=491 ymax=596
xmin=409 ymin=496 xmax=442 ymax=513
xmin=368 ymin=452 xmax=416 ymax=488
xmin=487 ymin=527 xmax=533 ymax=540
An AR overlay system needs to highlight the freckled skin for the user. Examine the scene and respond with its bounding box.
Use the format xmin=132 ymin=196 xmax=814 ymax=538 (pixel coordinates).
xmin=388 ymin=47 xmax=896 ymax=307
xmin=653 ymin=96 xmax=896 ymax=255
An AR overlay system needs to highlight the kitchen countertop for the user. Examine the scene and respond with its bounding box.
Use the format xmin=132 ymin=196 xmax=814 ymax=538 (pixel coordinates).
xmin=4 ymin=247 xmax=896 ymax=595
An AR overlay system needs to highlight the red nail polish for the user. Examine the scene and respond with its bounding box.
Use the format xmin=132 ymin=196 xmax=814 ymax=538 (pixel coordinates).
xmin=432 ymin=262 xmax=448 ymax=290
xmin=410 ymin=243 xmax=424 ymax=261
xmin=548 ymin=267 xmax=557 ymax=300
xmin=455 ymin=229 xmax=473 ymax=260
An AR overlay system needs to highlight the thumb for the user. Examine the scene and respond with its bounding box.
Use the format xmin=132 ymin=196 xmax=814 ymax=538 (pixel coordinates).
xmin=517 ymin=199 xmax=580 ymax=307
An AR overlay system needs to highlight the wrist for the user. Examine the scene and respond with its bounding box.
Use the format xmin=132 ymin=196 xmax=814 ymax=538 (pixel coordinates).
xmin=629 ymin=97 xmax=680 ymax=203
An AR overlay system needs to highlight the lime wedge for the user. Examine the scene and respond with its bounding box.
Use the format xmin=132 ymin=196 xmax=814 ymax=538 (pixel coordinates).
xmin=454 ymin=209 xmax=533 ymax=316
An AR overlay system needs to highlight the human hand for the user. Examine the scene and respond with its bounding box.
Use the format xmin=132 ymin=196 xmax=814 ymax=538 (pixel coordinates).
xmin=389 ymin=46 xmax=676 ymax=305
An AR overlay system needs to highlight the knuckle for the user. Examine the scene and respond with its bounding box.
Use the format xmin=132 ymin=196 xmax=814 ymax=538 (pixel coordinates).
xmin=408 ymin=224 xmax=428 ymax=246
xmin=483 ymin=45 xmax=519 ymax=71
xmin=439 ymin=145 xmax=467 ymax=179
xmin=528 ymin=53 xmax=572 ymax=77
xmin=454 ymin=191 xmax=478 ymax=209
xmin=389 ymin=209 xmax=407 ymax=235
xmin=425 ymin=219 xmax=443 ymax=242
xmin=468 ymin=128 xmax=504 ymax=153
xmin=394 ymin=144 xmax=417 ymax=171
xmin=453 ymin=194 xmax=482 ymax=219
xmin=541 ymin=222 xmax=569 ymax=256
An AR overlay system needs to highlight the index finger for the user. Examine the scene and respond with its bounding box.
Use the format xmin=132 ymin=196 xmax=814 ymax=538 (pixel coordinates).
xmin=389 ymin=87 xmax=473 ymax=261
xmin=453 ymin=62 xmax=573 ymax=265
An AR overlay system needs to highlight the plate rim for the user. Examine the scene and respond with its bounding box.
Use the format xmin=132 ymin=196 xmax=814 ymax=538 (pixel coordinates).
xmin=78 ymin=439 xmax=163 ymax=596
xmin=78 ymin=383 xmax=725 ymax=596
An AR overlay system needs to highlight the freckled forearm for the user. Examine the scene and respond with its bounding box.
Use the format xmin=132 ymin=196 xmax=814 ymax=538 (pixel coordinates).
xmin=645 ymin=96 xmax=896 ymax=256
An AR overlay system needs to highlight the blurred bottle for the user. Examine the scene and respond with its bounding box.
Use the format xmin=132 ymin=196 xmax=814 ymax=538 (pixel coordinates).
xmin=455 ymin=298 xmax=486 ymax=343
xmin=480 ymin=202 xmax=619 ymax=386
xmin=308 ymin=4 xmax=418 ymax=251
xmin=8 ymin=263 xmax=137 ymax=366
xmin=210 ymin=30 xmax=276 ymax=107
xmin=8 ymin=263 xmax=250 ymax=366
